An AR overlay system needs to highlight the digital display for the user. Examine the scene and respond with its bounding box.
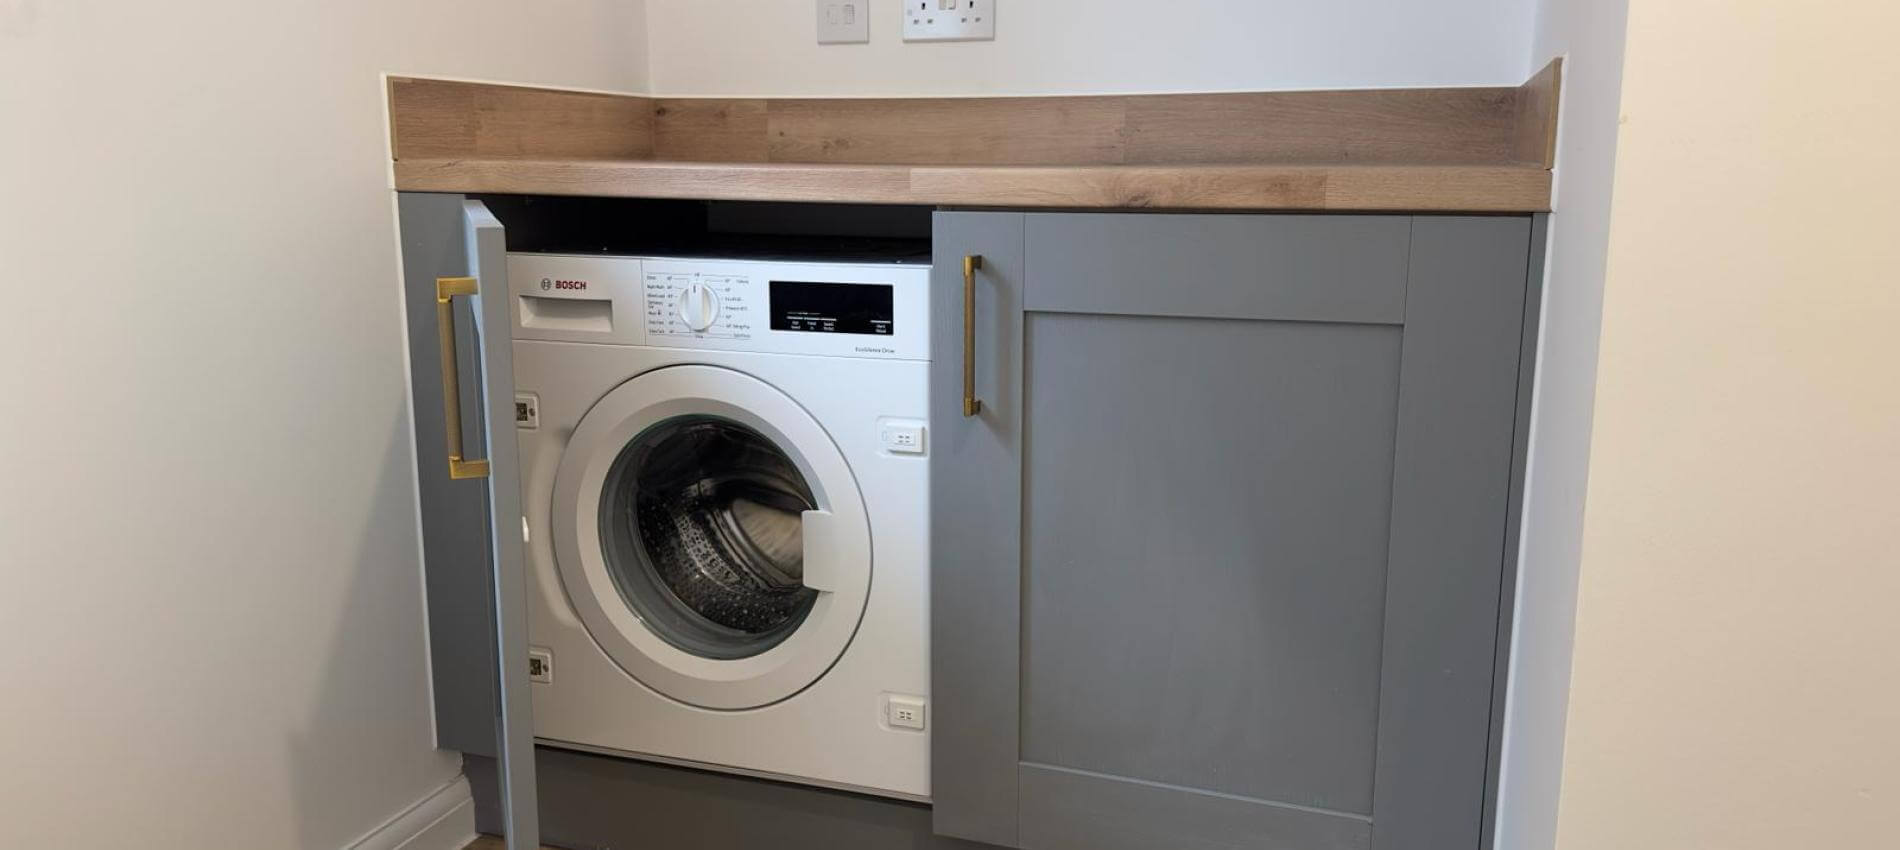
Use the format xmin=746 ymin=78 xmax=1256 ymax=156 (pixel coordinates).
xmin=770 ymin=281 xmax=894 ymax=335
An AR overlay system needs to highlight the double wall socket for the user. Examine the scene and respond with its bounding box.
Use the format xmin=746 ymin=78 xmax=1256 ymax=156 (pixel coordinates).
xmin=904 ymin=0 xmax=996 ymax=43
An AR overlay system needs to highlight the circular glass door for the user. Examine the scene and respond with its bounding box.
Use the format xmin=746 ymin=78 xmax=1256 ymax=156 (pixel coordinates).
xmin=551 ymin=365 xmax=871 ymax=710
xmin=599 ymin=416 xmax=816 ymax=660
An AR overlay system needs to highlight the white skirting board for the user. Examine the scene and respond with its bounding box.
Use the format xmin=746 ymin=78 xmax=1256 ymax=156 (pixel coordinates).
xmin=346 ymin=777 xmax=477 ymax=850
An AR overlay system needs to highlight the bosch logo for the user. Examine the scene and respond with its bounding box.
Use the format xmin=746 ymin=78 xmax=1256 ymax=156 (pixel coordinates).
xmin=540 ymin=278 xmax=552 ymax=291
xmin=551 ymin=279 xmax=589 ymax=291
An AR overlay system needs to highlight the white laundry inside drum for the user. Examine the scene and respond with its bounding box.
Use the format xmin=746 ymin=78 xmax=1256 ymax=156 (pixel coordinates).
xmin=600 ymin=417 xmax=820 ymax=661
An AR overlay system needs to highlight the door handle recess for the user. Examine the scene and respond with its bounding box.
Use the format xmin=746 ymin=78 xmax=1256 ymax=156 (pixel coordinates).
xmin=435 ymin=276 xmax=490 ymax=480
xmin=800 ymin=509 xmax=844 ymax=592
xmin=962 ymin=255 xmax=984 ymax=417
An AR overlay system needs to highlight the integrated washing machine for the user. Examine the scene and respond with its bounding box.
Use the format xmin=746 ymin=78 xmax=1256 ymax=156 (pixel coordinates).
xmin=507 ymin=251 xmax=932 ymax=800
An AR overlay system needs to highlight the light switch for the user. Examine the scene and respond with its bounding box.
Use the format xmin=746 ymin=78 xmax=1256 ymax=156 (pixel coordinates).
xmin=904 ymin=0 xmax=995 ymax=42
xmin=817 ymin=1 xmax=869 ymax=44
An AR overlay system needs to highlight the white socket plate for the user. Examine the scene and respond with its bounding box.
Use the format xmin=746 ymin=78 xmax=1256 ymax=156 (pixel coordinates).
xmin=903 ymin=0 xmax=995 ymax=42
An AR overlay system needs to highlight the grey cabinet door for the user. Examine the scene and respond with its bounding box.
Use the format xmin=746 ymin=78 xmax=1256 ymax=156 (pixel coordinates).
xmin=930 ymin=212 xmax=1534 ymax=850
xmin=398 ymin=194 xmax=540 ymax=850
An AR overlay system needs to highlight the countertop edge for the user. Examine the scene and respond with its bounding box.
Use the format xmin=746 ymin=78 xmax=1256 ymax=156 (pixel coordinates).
xmin=393 ymin=159 xmax=1553 ymax=213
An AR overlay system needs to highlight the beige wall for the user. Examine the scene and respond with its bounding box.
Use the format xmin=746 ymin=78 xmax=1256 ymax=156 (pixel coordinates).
xmin=1555 ymin=2 xmax=1900 ymax=848
xmin=644 ymin=0 xmax=1534 ymax=96
xmin=0 ymin=1 xmax=643 ymax=847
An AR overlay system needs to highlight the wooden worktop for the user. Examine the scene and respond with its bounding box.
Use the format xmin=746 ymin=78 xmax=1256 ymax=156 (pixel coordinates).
xmin=389 ymin=62 xmax=1558 ymax=212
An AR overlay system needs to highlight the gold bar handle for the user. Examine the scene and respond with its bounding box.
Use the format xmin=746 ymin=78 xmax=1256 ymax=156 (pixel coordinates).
xmin=962 ymin=255 xmax=984 ymax=417
xmin=435 ymin=276 xmax=491 ymax=480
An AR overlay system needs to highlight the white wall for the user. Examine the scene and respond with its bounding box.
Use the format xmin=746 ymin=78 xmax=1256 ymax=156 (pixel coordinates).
xmin=0 ymin=1 xmax=644 ymax=848
xmin=1493 ymin=1 xmax=1629 ymax=848
xmin=645 ymin=0 xmax=1535 ymax=95
xmin=1554 ymin=2 xmax=1900 ymax=847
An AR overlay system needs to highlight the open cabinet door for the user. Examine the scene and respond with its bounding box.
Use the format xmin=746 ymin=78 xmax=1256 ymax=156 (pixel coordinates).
xmin=398 ymin=194 xmax=539 ymax=850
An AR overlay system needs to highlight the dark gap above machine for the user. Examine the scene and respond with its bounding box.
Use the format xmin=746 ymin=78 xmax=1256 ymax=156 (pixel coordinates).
xmin=473 ymin=196 xmax=933 ymax=265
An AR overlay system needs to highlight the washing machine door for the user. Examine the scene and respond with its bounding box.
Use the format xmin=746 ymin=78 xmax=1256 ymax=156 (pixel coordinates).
xmin=550 ymin=365 xmax=872 ymax=710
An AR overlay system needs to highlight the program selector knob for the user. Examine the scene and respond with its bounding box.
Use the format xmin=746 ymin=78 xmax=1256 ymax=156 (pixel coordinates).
xmin=676 ymin=282 xmax=720 ymax=332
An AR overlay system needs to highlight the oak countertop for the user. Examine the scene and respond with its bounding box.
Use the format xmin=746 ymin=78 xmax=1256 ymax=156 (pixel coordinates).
xmin=388 ymin=62 xmax=1559 ymax=213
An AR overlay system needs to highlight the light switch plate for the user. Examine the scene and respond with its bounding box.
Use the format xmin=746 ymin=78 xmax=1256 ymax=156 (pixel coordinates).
xmin=817 ymin=1 xmax=869 ymax=44
xmin=904 ymin=0 xmax=995 ymax=42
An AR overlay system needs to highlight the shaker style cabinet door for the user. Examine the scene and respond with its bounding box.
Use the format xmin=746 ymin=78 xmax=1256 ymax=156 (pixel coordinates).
xmin=397 ymin=194 xmax=540 ymax=850
xmin=930 ymin=212 xmax=1535 ymax=850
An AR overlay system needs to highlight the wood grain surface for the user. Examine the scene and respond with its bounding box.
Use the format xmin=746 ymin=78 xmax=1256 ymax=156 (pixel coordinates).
xmin=386 ymin=62 xmax=1561 ymax=211
xmin=395 ymin=158 xmax=1550 ymax=211
xmin=388 ymin=77 xmax=653 ymax=161
xmin=1513 ymin=59 xmax=1564 ymax=168
xmin=651 ymin=98 xmax=769 ymax=162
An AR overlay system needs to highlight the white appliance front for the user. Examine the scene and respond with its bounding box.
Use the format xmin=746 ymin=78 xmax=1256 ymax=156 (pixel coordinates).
xmin=510 ymin=254 xmax=931 ymax=800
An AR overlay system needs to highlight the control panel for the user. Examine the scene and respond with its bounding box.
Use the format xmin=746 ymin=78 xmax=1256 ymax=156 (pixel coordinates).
xmin=509 ymin=253 xmax=929 ymax=359
xmin=644 ymin=272 xmax=753 ymax=339
xmin=640 ymin=258 xmax=928 ymax=360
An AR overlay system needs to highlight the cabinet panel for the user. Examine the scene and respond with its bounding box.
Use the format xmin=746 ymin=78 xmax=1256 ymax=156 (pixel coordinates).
xmin=929 ymin=212 xmax=1028 ymax=848
xmin=398 ymin=194 xmax=541 ymax=850
xmin=931 ymin=211 xmax=1535 ymax=850
xmin=1024 ymin=213 xmax=1408 ymax=324
xmin=1369 ymin=215 xmax=1532 ymax=850
xmin=399 ymin=193 xmax=500 ymax=757
xmin=1020 ymin=312 xmax=1400 ymax=813
xmin=1019 ymin=766 xmax=1370 ymax=850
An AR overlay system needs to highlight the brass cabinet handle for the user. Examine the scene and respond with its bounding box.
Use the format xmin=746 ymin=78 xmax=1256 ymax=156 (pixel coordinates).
xmin=435 ymin=276 xmax=491 ymax=480
xmin=962 ymin=255 xmax=984 ymax=417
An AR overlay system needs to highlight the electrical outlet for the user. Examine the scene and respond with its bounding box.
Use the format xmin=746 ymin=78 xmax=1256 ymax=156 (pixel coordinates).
xmin=878 ymin=418 xmax=927 ymax=455
xmin=883 ymin=694 xmax=927 ymax=731
xmin=904 ymin=0 xmax=995 ymax=42
xmin=527 ymin=648 xmax=553 ymax=684
xmin=817 ymin=1 xmax=869 ymax=44
xmin=515 ymin=392 xmax=539 ymax=430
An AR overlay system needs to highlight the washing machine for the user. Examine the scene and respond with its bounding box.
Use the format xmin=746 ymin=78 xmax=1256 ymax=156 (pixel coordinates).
xmin=507 ymin=251 xmax=932 ymax=800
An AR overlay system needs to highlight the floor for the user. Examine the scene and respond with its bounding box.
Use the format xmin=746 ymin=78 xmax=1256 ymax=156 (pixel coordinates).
xmin=464 ymin=837 xmax=545 ymax=850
